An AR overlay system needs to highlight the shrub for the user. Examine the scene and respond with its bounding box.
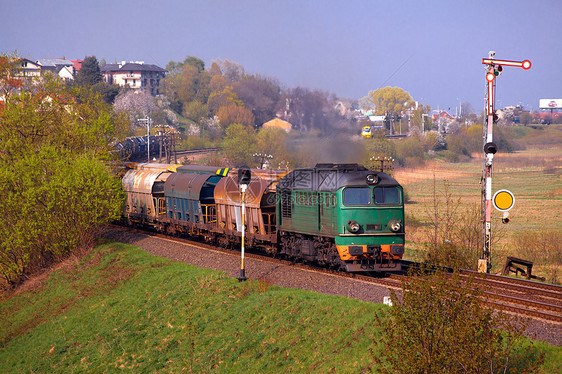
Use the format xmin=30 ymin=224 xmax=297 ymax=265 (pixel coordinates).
xmin=372 ymin=269 xmax=544 ymax=373
xmin=420 ymin=181 xmax=485 ymax=270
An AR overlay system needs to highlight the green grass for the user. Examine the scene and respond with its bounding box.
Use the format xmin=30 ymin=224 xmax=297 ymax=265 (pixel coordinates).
xmin=1 ymin=243 xmax=560 ymax=373
xmin=0 ymin=243 xmax=387 ymax=373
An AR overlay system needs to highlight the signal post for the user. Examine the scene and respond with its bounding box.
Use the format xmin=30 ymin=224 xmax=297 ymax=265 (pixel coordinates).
xmin=237 ymin=167 xmax=252 ymax=281
xmin=479 ymin=52 xmax=530 ymax=273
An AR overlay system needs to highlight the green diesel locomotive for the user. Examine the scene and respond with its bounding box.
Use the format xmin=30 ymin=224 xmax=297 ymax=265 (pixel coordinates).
xmin=276 ymin=163 xmax=404 ymax=272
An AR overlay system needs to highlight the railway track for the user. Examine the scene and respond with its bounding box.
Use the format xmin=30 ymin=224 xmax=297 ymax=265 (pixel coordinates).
xmin=173 ymin=147 xmax=221 ymax=157
xmin=400 ymin=260 xmax=562 ymax=323
xmin=461 ymin=270 xmax=562 ymax=323
xmin=109 ymin=225 xmax=562 ymax=324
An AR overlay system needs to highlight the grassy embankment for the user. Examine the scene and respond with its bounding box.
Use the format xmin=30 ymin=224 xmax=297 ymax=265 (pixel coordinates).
xmin=1 ymin=242 xmax=560 ymax=373
xmin=0 ymin=242 xmax=385 ymax=372
xmin=395 ymin=126 xmax=561 ymax=281
xmin=0 ymin=243 xmax=562 ymax=373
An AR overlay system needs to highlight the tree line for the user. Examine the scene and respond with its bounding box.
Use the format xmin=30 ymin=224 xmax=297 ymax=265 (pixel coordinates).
xmin=0 ymin=54 xmax=126 ymax=286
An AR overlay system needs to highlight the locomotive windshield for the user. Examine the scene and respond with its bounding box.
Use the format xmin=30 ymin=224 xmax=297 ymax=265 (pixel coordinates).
xmin=374 ymin=186 xmax=400 ymax=205
xmin=343 ymin=187 xmax=371 ymax=205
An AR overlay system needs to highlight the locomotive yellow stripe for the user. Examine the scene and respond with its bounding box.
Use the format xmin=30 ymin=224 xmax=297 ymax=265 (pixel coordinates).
xmin=216 ymin=168 xmax=230 ymax=176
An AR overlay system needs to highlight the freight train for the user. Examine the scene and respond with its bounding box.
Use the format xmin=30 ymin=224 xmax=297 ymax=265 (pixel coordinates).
xmin=111 ymin=135 xmax=164 ymax=161
xmin=121 ymin=162 xmax=405 ymax=273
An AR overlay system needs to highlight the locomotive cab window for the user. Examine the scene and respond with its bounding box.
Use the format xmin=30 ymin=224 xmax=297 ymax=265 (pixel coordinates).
xmin=374 ymin=187 xmax=401 ymax=205
xmin=343 ymin=187 xmax=371 ymax=206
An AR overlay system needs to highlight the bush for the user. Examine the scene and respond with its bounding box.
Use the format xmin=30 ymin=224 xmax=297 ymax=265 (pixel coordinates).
xmin=421 ymin=182 xmax=483 ymax=270
xmin=511 ymin=229 xmax=562 ymax=284
xmin=0 ymin=73 xmax=124 ymax=286
xmin=372 ymin=269 xmax=544 ymax=373
xmin=395 ymin=136 xmax=425 ymax=162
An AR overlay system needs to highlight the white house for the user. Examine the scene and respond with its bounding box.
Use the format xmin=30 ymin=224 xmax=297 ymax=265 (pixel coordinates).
xmin=37 ymin=58 xmax=76 ymax=81
xmin=101 ymin=61 xmax=166 ymax=96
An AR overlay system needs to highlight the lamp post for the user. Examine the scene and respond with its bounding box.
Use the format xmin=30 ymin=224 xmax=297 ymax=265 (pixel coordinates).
xmin=237 ymin=167 xmax=252 ymax=281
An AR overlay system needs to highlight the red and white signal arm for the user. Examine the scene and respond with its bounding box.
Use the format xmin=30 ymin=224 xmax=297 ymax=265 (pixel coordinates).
xmin=493 ymin=189 xmax=515 ymax=212
xmin=482 ymin=58 xmax=531 ymax=70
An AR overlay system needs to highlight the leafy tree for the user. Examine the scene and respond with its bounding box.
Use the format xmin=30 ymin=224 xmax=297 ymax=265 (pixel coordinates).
xmin=221 ymin=123 xmax=257 ymax=166
xmin=422 ymin=131 xmax=441 ymax=152
xmin=183 ymin=56 xmax=205 ymax=73
xmin=233 ymin=74 xmax=281 ymax=127
xmin=162 ymin=62 xmax=211 ymax=116
xmin=0 ymin=75 xmax=125 ymax=286
xmin=0 ymin=54 xmax=27 ymax=97
xmin=216 ymin=104 xmax=254 ymax=129
xmin=364 ymin=135 xmax=397 ymax=161
xmin=395 ymin=135 xmax=426 ymax=166
xmin=361 ymin=87 xmax=415 ymax=134
xmin=256 ymin=127 xmax=289 ymax=169
xmin=76 ymin=56 xmax=103 ymax=86
xmin=207 ymin=84 xmax=241 ymax=113
xmin=166 ymin=56 xmax=205 ymax=75
xmin=92 ymin=81 xmax=120 ymax=104
xmin=183 ymin=100 xmax=209 ymax=123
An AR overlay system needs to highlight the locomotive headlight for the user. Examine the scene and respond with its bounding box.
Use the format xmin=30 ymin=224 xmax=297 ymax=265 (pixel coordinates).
xmin=388 ymin=219 xmax=401 ymax=232
xmin=366 ymin=174 xmax=379 ymax=185
xmin=347 ymin=220 xmax=361 ymax=233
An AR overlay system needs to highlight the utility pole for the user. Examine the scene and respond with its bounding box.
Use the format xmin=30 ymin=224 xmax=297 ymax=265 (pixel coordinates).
xmin=479 ymin=52 xmax=531 ymax=273
xmin=137 ymin=117 xmax=151 ymax=163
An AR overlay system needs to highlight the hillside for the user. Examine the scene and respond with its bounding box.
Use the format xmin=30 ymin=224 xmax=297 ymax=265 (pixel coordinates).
xmin=0 ymin=243 xmax=386 ymax=372
xmin=1 ymin=242 xmax=561 ymax=373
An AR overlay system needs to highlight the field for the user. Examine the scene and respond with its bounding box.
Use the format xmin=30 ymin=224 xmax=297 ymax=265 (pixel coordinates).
xmin=1 ymin=243 xmax=560 ymax=373
xmin=395 ymin=142 xmax=561 ymax=281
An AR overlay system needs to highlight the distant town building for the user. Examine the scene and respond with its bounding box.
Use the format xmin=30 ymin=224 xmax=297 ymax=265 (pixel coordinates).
xmin=431 ymin=110 xmax=455 ymax=133
xmin=101 ymin=61 xmax=166 ymax=96
xmin=15 ymin=58 xmax=41 ymax=78
xmin=37 ymin=58 xmax=76 ymax=81
xmin=71 ymin=59 xmax=83 ymax=73
xmin=262 ymin=117 xmax=292 ymax=133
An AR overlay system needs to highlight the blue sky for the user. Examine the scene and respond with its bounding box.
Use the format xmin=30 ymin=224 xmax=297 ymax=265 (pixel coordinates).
xmin=2 ymin=0 xmax=560 ymax=112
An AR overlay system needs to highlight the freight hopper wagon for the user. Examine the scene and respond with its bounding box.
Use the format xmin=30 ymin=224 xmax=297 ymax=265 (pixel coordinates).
xmin=276 ymin=163 xmax=405 ymax=272
xmin=121 ymin=163 xmax=287 ymax=250
xmin=121 ymin=163 xmax=179 ymax=228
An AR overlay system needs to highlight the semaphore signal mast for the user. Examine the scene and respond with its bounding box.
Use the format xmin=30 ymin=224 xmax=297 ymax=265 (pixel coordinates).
xmin=479 ymin=51 xmax=531 ymax=273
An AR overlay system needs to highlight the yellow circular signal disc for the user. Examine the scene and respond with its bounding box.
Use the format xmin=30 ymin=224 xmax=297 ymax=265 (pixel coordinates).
xmin=493 ymin=190 xmax=514 ymax=211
